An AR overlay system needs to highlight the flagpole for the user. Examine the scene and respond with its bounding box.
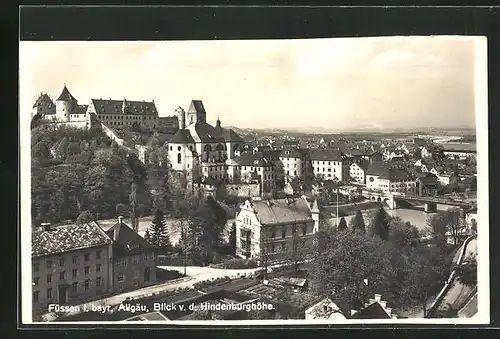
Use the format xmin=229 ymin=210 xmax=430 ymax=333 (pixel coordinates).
xmin=336 ymin=186 xmax=339 ymax=227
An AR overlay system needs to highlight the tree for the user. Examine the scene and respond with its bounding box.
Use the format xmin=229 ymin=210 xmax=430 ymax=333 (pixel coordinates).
xmin=338 ymin=217 xmax=347 ymax=232
xmin=388 ymin=217 xmax=420 ymax=248
xmin=144 ymin=229 xmax=152 ymax=243
xmin=349 ymin=210 xmax=366 ymax=234
xmin=398 ymin=246 xmax=448 ymax=317
xmin=148 ymin=209 xmax=171 ymax=253
xmin=443 ymin=208 xmax=467 ymax=246
xmin=129 ymin=182 xmax=139 ymax=232
xmin=228 ymin=222 xmax=237 ymax=255
xmin=116 ymin=203 xmax=129 ymax=217
xmin=76 ymin=210 xmax=93 ymax=225
xmin=285 ymin=227 xmax=310 ymax=272
xmin=456 ymin=254 xmax=477 ymax=288
xmin=426 ymin=213 xmax=448 ymax=246
xmin=312 ymin=231 xmax=393 ymax=312
xmin=369 ymin=206 xmax=390 ymax=241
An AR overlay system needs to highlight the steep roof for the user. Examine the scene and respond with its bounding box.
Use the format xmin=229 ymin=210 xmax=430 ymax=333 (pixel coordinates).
xmin=91 ymin=99 xmax=158 ymax=116
xmin=188 ymin=122 xmax=225 ymax=143
xmin=352 ymin=302 xmax=391 ymax=319
xmin=351 ymin=159 xmax=370 ymax=172
xmin=366 ymin=162 xmax=389 ymax=176
xmin=105 ymin=221 xmax=156 ymax=257
xmin=32 ymin=223 xmax=112 ymax=258
xmin=169 ymin=129 xmax=195 ymax=144
xmin=251 ymin=197 xmax=313 ymax=225
xmin=215 ymin=126 xmax=245 ymax=143
xmin=33 ymin=93 xmax=55 ymax=109
xmin=188 ymin=100 xmax=206 ymax=115
xmin=72 ymin=105 xmax=88 ymax=115
xmin=388 ymin=169 xmax=414 ymax=182
xmin=56 ymin=85 xmax=77 ymax=102
xmin=310 ymin=149 xmax=343 ymax=162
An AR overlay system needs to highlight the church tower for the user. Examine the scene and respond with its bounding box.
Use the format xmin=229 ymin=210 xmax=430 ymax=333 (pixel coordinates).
xmin=55 ymin=84 xmax=77 ymax=122
xmin=186 ymin=100 xmax=206 ymax=127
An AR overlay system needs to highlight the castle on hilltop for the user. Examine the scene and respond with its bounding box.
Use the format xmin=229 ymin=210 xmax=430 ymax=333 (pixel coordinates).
xmin=32 ymin=84 xmax=160 ymax=130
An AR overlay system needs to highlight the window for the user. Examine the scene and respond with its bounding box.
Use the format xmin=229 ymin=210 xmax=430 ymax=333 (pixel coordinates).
xmin=96 ymin=276 xmax=102 ymax=287
xmin=47 ymin=288 xmax=52 ymax=299
xmin=84 ymin=266 xmax=90 ymax=275
xmin=33 ymin=277 xmax=39 ymax=286
xmin=143 ymin=254 xmax=148 ymax=261
xmin=134 ymin=270 xmax=140 ymax=279
xmin=59 ymin=271 xmax=65 ymax=280
xmin=117 ymin=273 xmax=124 ymax=282
xmin=132 ymin=256 xmax=139 ymax=264
xmin=46 ymin=274 xmax=52 ymax=283
xmin=71 ymin=282 xmax=78 ymax=293
xmin=149 ymin=253 xmax=154 ymax=260
xmin=271 ymin=230 xmax=276 ymax=239
xmin=122 ymin=259 xmax=128 ymax=267
xmin=47 ymin=260 xmax=53 ymax=269
xmin=59 ymin=258 xmax=65 ymax=267
xmin=84 ymin=279 xmax=90 ymax=290
xmin=96 ymin=251 xmax=101 ymax=260
xmin=116 ymin=261 xmax=121 ymax=267
xmin=177 ymin=153 xmax=181 ymax=164
xmin=84 ymin=253 xmax=90 ymax=262
xmin=33 ymin=291 xmax=39 ymax=302
xmin=178 ymin=146 xmax=181 ymax=151
xmin=282 ymin=229 xmax=286 ymax=238
xmin=96 ymin=264 xmax=101 ymax=273
xmin=302 ymin=226 xmax=307 ymax=236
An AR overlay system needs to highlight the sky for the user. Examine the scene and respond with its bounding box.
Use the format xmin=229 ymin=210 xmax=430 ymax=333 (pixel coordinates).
xmin=19 ymin=37 xmax=482 ymax=131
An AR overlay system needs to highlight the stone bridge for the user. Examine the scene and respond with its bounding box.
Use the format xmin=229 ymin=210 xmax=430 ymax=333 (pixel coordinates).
xmin=361 ymin=189 xmax=476 ymax=213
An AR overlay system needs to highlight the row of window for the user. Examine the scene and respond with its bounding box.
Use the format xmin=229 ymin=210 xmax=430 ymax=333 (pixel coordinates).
xmin=100 ymin=115 xmax=149 ymax=120
xmin=315 ymin=167 xmax=337 ymax=173
xmin=270 ymin=226 xmax=308 ymax=239
xmin=33 ymin=252 xmax=102 ymax=272
xmin=116 ymin=254 xmax=154 ymax=267
xmin=33 ymin=277 xmax=104 ymax=302
xmin=33 ymin=264 xmax=102 ymax=286
xmin=312 ymin=161 xmax=342 ymax=165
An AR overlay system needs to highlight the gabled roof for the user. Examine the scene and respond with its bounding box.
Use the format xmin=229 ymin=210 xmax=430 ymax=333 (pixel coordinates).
xmin=105 ymin=221 xmax=156 ymax=257
xmin=352 ymin=302 xmax=391 ymax=319
xmin=56 ymin=85 xmax=77 ymax=102
xmin=32 ymin=223 xmax=112 ymax=258
xmin=251 ymin=198 xmax=313 ymax=225
xmin=388 ymin=169 xmax=414 ymax=182
xmin=91 ymin=99 xmax=158 ymax=116
xmin=351 ymin=159 xmax=370 ymax=172
xmin=233 ymin=153 xmax=271 ymax=167
xmin=188 ymin=122 xmax=225 ymax=143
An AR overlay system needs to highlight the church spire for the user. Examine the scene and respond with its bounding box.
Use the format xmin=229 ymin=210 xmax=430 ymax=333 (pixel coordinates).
xmin=216 ymin=116 xmax=221 ymax=128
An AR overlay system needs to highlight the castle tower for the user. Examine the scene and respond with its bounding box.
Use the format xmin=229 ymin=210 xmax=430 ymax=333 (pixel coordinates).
xmin=216 ymin=117 xmax=221 ymax=128
xmin=175 ymin=106 xmax=186 ymax=130
xmin=55 ymin=84 xmax=77 ymax=122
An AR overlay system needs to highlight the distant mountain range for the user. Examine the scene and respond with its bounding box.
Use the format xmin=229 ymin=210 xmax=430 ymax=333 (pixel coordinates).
xmin=227 ymin=125 xmax=476 ymax=136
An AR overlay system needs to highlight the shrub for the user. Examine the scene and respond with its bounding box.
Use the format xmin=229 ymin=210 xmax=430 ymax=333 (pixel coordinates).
xmin=220 ymin=258 xmax=258 ymax=269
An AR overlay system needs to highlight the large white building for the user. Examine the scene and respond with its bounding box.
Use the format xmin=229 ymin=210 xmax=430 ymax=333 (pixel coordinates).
xmin=310 ymin=149 xmax=350 ymax=183
xmin=235 ymin=197 xmax=320 ymax=260
xmin=32 ymin=85 xmax=160 ymax=130
xmin=366 ymin=163 xmax=417 ymax=195
xmin=166 ymin=100 xmax=245 ymax=184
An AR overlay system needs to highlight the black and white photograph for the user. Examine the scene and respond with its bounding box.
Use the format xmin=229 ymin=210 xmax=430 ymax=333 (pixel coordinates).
xmin=20 ymin=36 xmax=488 ymax=324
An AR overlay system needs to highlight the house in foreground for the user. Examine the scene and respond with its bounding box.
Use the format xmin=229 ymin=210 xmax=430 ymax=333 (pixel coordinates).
xmin=105 ymin=216 xmax=158 ymax=294
xmin=31 ymin=222 xmax=113 ymax=312
xmin=235 ymin=196 xmax=320 ymax=260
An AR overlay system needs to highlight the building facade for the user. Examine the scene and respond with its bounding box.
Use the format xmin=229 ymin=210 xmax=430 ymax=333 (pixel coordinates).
xmin=105 ymin=217 xmax=157 ymax=294
xmin=235 ymin=197 xmax=320 ymax=260
xmin=310 ymin=149 xmax=350 ymax=182
xmin=167 ymin=100 xmax=245 ymax=185
xmin=349 ymin=160 xmax=369 ymax=184
xmin=31 ymin=223 xmax=113 ymax=312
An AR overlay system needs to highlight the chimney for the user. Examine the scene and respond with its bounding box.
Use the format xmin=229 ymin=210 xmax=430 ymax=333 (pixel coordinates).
xmin=118 ymin=216 xmax=123 ymax=224
xmin=41 ymin=223 xmax=52 ymax=231
xmin=374 ymin=294 xmax=382 ymax=303
xmin=113 ymin=228 xmax=119 ymax=241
